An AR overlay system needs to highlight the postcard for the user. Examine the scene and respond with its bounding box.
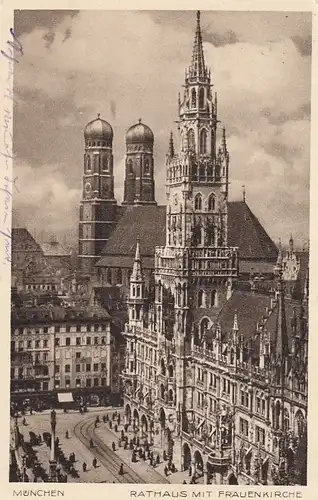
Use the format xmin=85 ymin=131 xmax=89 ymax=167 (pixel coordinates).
xmin=0 ymin=1 xmax=316 ymax=499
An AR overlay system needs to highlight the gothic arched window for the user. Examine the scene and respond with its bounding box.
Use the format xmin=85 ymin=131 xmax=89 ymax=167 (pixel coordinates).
xmin=94 ymin=154 xmax=100 ymax=170
xmin=194 ymin=194 xmax=202 ymax=211
xmin=106 ymin=268 xmax=112 ymax=284
xmin=161 ymin=359 xmax=166 ymax=376
xmin=191 ymin=88 xmax=197 ymax=108
xmin=102 ymin=155 xmax=108 ymax=171
xmin=211 ymin=290 xmax=217 ymax=307
xmin=199 ymin=87 xmax=205 ymax=109
xmin=128 ymin=158 xmax=133 ymax=174
xmin=200 ymin=129 xmax=208 ymax=154
xmin=200 ymin=318 xmax=209 ymax=338
xmin=188 ymin=129 xmax=196 ymax=152
xmin=295 ymin=410 xmax=305 ymax=437
xmin=86 ymin=155 xmax=91 ymax=171
xmin=117 ymin=268 xmax=122 ymax=284
xmin=208 ymin=194 xmax=216 ymax=211
xmin=284 ymin=408 xmax=290 ymax=430
xmin=198 ymin=289 xmax=205 ymax=308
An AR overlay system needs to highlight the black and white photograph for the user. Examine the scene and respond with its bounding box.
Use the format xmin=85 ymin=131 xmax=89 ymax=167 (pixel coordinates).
xmin=8 ymin=8 xmax=310 ymax=486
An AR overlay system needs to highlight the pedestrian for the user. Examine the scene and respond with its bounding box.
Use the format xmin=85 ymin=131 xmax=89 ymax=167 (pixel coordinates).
xmin=163 ymin=450 xmax=167 ymax=461
xmin=109 ymin=420 xmax=112 ymax=429
xmin=119 ymin=463 xmax=124 ymax=476
xmin=114 ymin=424 xmax=118 ymax=432
xmin=30 ymin=408 xmax=33 ymax=416
xmin=82 ymin=462 xmax=87 ymax=472
xmin=188 ymin=465 xmax=192 ymax=477
xmin=156 ymin=454 xmax=160 ymax=465
xmin=22 ymin=417 xmax=26 ymax=426
xmin=112 ymin=441 xmax=116 ymax=451
xmin=118 ymin=439 xmax=121 ymax=448
xmin=183 ymin=480 xmax=187 ymax=484
xmin=65 ymin=430 xmax=69 ymax=439
xmin=164 ymin=465 xmax=168 ymax=477
xmin=118 ymin=414 xmax=121 ymax=425
xmin=106 ymin=414 xmax=109 ymax=422
xmin=124 ymin=424 xmax=128 ymax=432
xmin=124 ymin=441 xmax=127 ymax=450
xmin=103 ymin=415 xmax=106 ymax=423
xmin=92 ymin=458 xmax=97 ymax=468
xmin=89 ymin=438 xmax=94 ymax=448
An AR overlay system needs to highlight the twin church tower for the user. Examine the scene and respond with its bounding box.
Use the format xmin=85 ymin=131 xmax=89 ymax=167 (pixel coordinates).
xmin=78 ymin=115 xmax=156 ymax=275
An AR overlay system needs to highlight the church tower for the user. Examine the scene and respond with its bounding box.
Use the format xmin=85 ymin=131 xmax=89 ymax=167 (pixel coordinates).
xmin=123 ymin=119 xmax=156 ymax=205
xmin=78 ymin=114 xmax=118 ymax=275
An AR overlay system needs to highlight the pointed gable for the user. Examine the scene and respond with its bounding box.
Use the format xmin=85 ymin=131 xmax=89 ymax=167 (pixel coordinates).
xmin=227 ymin=201 xmax=278 ymax=261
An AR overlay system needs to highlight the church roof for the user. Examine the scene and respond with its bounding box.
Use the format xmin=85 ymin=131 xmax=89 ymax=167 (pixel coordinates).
xmin=227 ymin=201 xmax=278 ymax=261
xmin=96 ymin=205 xmax=166 ymax=265
xmin=96 ymin=201 xmax=277 ymax=268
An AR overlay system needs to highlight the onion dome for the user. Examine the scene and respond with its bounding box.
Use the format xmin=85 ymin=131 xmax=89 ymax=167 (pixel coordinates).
xmin=84 ymin=113 xmax=113 ymax=141
xmin=126 ymin=118 xmax=154 ymax=145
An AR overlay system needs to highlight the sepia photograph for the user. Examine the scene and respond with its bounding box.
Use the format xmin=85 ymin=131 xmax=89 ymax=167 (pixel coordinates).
xmin=8 ymin=8 xmax=310 ymax=486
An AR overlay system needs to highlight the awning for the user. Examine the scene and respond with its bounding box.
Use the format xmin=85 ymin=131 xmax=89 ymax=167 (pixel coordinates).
xmin=58 ymin=392 xmax=74 ymax=403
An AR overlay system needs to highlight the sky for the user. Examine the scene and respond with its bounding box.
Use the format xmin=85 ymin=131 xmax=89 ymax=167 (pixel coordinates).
xmin=12 ymin=10 xmax=311 ymax=248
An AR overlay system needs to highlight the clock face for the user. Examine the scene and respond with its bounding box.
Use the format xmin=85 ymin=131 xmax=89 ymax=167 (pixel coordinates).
xmin=85 ymin=182 xmax=92 ymax=194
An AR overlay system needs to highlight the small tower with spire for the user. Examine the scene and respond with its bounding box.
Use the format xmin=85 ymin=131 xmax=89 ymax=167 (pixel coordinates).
xmin=128 ymin=238 xmax=146 ymax=328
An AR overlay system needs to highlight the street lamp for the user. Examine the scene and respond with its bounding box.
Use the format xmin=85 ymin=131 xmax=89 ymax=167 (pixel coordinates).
xmin=49 ymin=409 xmax=58 ymax=482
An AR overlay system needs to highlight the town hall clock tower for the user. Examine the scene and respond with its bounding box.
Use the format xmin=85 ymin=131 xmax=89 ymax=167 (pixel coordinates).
xmin=78 ymin=114 xmax=117 ymax=275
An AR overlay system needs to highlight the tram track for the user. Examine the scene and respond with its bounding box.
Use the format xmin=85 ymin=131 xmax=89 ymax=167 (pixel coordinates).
xmin=73 ymin=417 xmax=146 ymax=483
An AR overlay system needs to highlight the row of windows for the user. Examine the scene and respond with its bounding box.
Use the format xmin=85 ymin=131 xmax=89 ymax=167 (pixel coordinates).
xmin=127 ymin=158 xmax=151 ymax=175
xmin=86 ymin=140 xmax=110 ymax=148
xmin=183 ymin=128 xmax=208 ymax=154
xmin=55 ymin=336 xmax=107 ymax=347
xmin=190 ymin=87 xmax=206 ymax=110
xmin=13 ymin=366 xmax=50 ymax=378
xmin=14 ymin=324 xmax=106 ymax=335
xmin=55 ymin=362 xmax=107 ymax=373
xmin=25 ymin=284 xmax=57 ymax=291
xmin=13 ymin=339 xmax=49 ymax=350
xmin=55 ymin=378 xmax=107 ymax=388
xmin=194 ymin=193 xmax=216 ymax=211
xmin=198 ymin=290 xmax=217 ymax=308
xmin=86 ymin=154 xmax=110 ymax=172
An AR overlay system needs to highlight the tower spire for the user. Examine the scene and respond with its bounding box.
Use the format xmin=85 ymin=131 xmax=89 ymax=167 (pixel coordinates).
xmin=131 ymin=238 xmax=143 ymax=282
xmin=189 ymin=10 xmax=206 ymax=79
xmin=169 ymin=131 xmax=174 ymax=157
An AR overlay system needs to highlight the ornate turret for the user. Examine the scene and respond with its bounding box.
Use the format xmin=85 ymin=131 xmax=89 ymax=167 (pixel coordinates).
xmin=128 ymin=239 xmax=146 ymax=328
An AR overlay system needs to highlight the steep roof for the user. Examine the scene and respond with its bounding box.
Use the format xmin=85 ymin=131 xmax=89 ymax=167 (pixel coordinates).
xmin=96 ymin=205 xmax=166 ymax=265
xmin=11 ymin=303 xmax=111 ymax=325
xmin=96 ymin=201 xmax=277 ymax=268
xmin=227 ymin=201 xmax=278 ymax=261
xmin=12 ymin=228 xmax=43 ymax=253
xmin=216 ymin=290 xmax=271 ymax=340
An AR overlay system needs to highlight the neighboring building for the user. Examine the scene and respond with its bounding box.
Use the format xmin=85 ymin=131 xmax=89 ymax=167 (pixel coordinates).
xmin=12 ymin=228 xmax=47 ymax=279
xmin=40 ymin=237 xmax=75 ymax=275
xmin=121 ymin=12 xmax=308 ymax=486
xmin=10 ymin=301 xmax=123 ymax=408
